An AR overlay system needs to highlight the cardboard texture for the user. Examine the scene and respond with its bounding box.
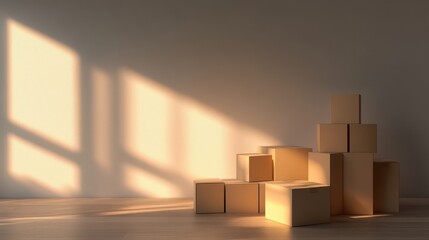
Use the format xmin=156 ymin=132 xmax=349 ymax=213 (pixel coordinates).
xmin=258 ymin=181 xmax=275 ymax=214
xmin=308 ymin=152 xmax=344 ymax=215
xmin=237 ymin=154 xmax=273 ymax=182
xmin=259 ymin=183 xmax=266 ymax=214
xmin=349 ymin=124 xmax=377 ymax=153
xmin=225 ymin=180 xmax=259 ymax=213
xmin=265 ymin=181 xmax=330 ymax=226
xmin=260 ymin=146 xmax=312 ymax=180
xmin=194 ymin=179 xmax=225 ymax=214
xmin=317 ymin=124 xmax=348 ymax=153
xmin=374 ymin=161 xmax=400 ymax=213
xmin=343 ymin=153 xmax=374 ymax=215
xmin=331 ymin=94 xmax=361 ymax=124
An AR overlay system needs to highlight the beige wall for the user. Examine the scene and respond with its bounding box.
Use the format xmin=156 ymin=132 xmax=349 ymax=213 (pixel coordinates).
xmin=0 ymin=0 xmax=428 ymax=197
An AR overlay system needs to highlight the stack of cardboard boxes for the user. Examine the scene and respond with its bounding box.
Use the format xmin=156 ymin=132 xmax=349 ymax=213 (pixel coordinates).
xmin=194 ymin=94 xmax=399 ymax=226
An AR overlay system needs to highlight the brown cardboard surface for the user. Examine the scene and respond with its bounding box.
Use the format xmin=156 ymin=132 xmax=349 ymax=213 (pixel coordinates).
xmin=194 ymin=179 xmax=225 ymax=214
xmin=225 ymin=180 xmax=259 ymax=213
xmin=374 ymin=161 xmax=400 ymax=213
xmin=317 ymin=124 xmax=348 ymax=153
xmin=265 ymin=181 xmax=330 ymax=226
xmin=343 ymin=153 xmax=374 ymax=215
xmin=259 ymin=183 xmax=265 ymax=214
xmin=259 ymin=180 xmax=308 ymax=214
xmin=260 ymin=146 xmax=312 ymax=180
xmin=349 ymin=124 xmax=377 ymax=153
xmin=331 ymin=94 xmax=361 ymax=124
xmin=237 ymin=154 xmax=273 ymax=182
xmin=308 ymin=152 xmax=344 ymax=215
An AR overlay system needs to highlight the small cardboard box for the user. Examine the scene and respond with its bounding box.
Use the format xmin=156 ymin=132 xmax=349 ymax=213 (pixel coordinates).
xmin=308 ymin=152 xmax=344 ymax=215
xmin=194 ymin=179 xmax=225 ymax=214
xmin=265 ymin=181 xmax=330 ymax=226
xmin=224 ymin=180 xmax=259 ymax=213
xmin=317 ymin=124 xmax=348 ymax=153
xmin=374 ymin=161 xmax=400 ymax=213
xmin=237 ymin=153 xmax=273 ymax=182
xmin=349 ymin=124 xmax=377 ymax=153
xmin=343 ymin=153 xmax=374 ymax=215
xmin=260 ymin=146 xmax=312 ymax=180
xmin=331 ymin=94 xmax=361 ymax=124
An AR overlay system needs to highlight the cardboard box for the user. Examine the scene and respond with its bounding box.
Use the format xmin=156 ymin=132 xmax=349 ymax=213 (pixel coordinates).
xmin=349 ymin=124 xmax=377 ymax=153
xmin=343 ymin=153 xmax=374 ymax=215
xmin=308 ymin=152 xmax=344 ymax=215
xmin=331 ymin=94 xmax=361 ymax=124
xmin=265 ymin=181 xmax=330 ymax=226
xmin=259 ymin=180 xmax=309 ymax=214
xmin=194 ymin=179 xmax=225 ymax=214
xmin=257 ymin=181 xmax=276 ymax=214
xmin=260 ymin=146 xmax=312 ymax=180
xmin=237 ymin=154 xmax=273 ymax=182
xmin=374 ymin=161 xmax=399 ymax=213
xmin=259 ymin=182 xmax=266 ymax=214
xmin=317 ymin=124 xmax=348 ymax=153
xmin=225 ymin=180 xmax=259 ymax=213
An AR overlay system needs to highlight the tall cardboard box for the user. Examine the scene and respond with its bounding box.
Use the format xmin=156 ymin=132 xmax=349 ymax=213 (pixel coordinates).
xmin=194 ymin=179 xmax=225 ymax=214
xmin=308 ymin=152 xmax=344 ymax=215
xmin=237 ymin=154 xmax=273 ymax=182
xmin=224 ymin=180 xmax=259 ymax=213
xmin=265 ymin=181 xmax=330 ymax=226
xmin=260 ymin=146 xmax=312 ymax=180
xmin=331 ymin=94 xmax=361 ymax=124
xmin=349 ymin=124 xmax=377 ymax=153
xmin=343 ymin=153 xmax=374 ymax=215
xmin=317 ymin=124 xmax=348 ymax=153
xmin=374 ymin=161 xmax=400 ymax=213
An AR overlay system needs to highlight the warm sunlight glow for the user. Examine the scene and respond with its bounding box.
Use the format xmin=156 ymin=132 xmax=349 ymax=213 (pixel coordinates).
xmin=8 ymin=134 xmax=80 ymax=195
xmin=92 ymin=67 xmax=112 ymax=171
xmin=123 ymin=164 xmax=181 ymax=197
xmin=181 ymin=96 xmax=278 ymax=179
xmin=7 ymin=19 xmax=80 ymax=151
xmin=0 ymin=215 xmax=79 ymax=226
xmin=308 ymin=157 xmax=329 ymax=184
xmin=121 ymin=69 xmax=175 ymax=169
xmin=181 ymin=97 xmax=232 ymax=178
xmin=119 ymin=68 xmax=278 ymax=197
xmin=349 ymin=214 xmax=391 ymax=219
xmin=98 ymin=201 xmax=193 ymax=216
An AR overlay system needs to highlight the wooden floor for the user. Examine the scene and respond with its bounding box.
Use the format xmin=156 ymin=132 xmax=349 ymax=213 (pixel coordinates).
xmin=0 ymin=198 xmax=428 ymax=239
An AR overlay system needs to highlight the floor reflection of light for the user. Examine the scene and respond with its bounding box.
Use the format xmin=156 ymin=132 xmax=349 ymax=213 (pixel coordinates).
xmin=98 ymin=201 xmax=193 ymax=216
xmin=348 ymin=214 xmax=391 ymax=219
xmin=0 ymin=214 xmax=79 ymax=226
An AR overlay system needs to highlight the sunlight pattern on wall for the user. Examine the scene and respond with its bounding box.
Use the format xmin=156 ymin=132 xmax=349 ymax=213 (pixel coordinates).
xmin=5 ymin=19 xmax=80 ymax=196
xmin=121 ymin=69 xmax=175 ymax=169
xmin=7 ymin=19 xmax=80 ymax=151
xmin=3 ymin=19 xmax=278 ymax=197
xmin=120 ymin=68 xmax=278 ymax=196
xmin=8 ymin=134 xmax=80 ymax=195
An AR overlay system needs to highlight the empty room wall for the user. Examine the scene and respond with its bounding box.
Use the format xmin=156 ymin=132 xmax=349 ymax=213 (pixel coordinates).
xmin=0 ymin=0 xmax=428 ymax=197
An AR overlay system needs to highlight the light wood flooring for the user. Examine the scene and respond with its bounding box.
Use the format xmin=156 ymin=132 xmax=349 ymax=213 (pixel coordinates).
xmin=0 ymin=198 xmax=428 ymax=239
